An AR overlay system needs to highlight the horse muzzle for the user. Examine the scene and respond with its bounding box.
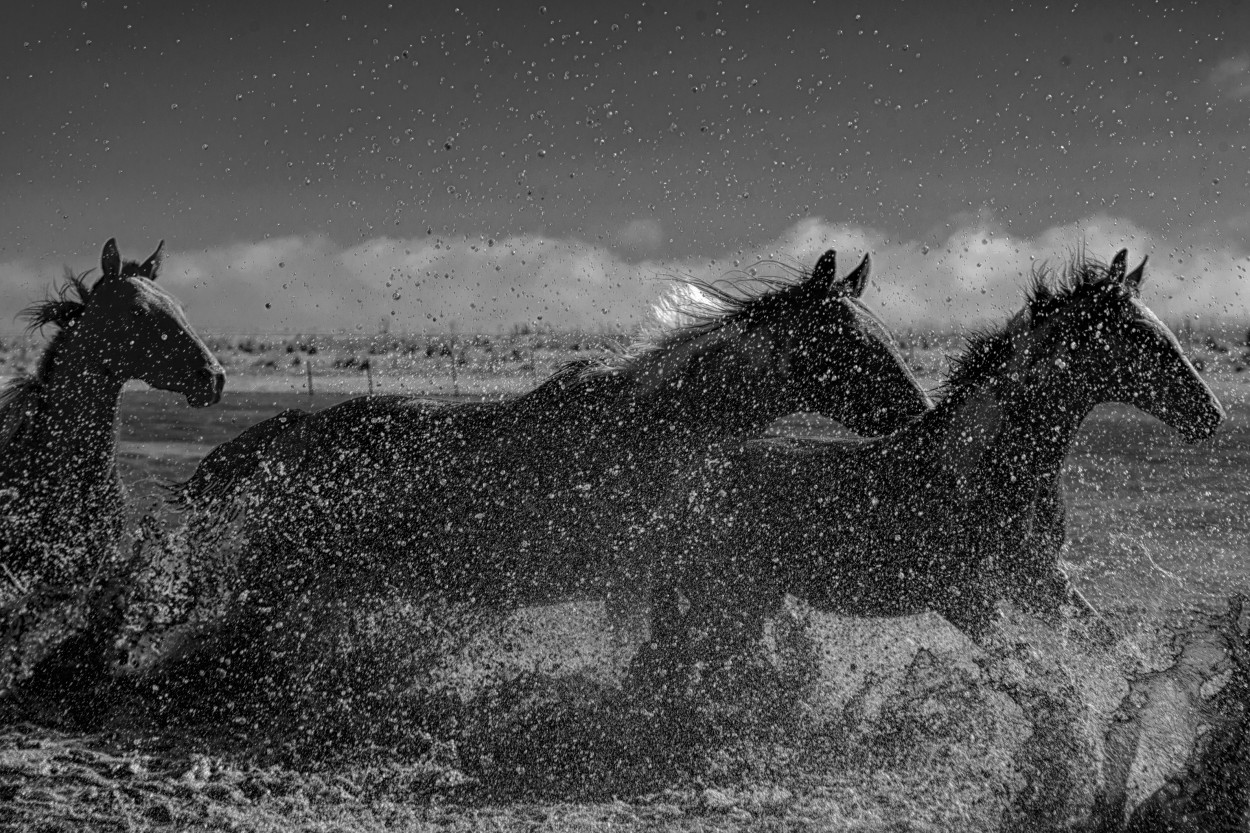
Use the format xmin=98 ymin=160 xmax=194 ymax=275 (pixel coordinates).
xmin=1178 ymin=397 xmax=1225 ymax=443
xmin=1152 ymin=386 xmax=1225 ymax=443
xmin=185 ymin=366 xmax=226 ymax=408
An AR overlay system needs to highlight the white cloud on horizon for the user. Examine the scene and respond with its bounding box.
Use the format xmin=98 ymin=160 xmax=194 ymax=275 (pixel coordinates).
xmin=1 ymin=216 xmax=1246 ymax=340
xmin=1210 ymin=54 xmax=1250 ymax=100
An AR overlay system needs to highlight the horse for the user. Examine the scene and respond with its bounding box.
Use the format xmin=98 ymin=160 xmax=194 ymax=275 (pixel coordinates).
xmin=1 ymin=239 xmax=225 ymax=701
xmin=647 ymin=249 xmax=1224 ymax=671
xmin=174 ymin=249 xmax=932 ymax=623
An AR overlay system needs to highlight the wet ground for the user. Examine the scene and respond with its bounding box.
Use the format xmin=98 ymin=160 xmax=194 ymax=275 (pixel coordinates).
xmin=2 ymin=365 xmax=1248 ymax=831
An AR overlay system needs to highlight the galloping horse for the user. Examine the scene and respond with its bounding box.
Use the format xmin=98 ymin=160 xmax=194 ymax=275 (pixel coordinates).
xmin=1 ymin=239 xmax=224 ymax=699
xmin=649 ymin=250 xmax=1224 ymax=665
xmin=2 ymin=239 xmax=225 ymax=584
xmin=176 ymin=250 xmax=931 ymax=618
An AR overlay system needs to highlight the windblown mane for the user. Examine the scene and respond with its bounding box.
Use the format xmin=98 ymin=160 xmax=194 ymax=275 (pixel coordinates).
xmin=938 ymin=252 xmax=1131 ymax=403
xmin=530 ymin=260 xmax=819 ymax=391
xmin=0 ymin=377 xmax=37 ymax=451
xmin=648 ymin=261 xmax=813 ymax=347
xmin=0 ymin=268 xmax=95 ymax=449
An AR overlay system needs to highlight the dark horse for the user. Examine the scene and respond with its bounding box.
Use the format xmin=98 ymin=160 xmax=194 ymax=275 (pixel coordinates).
xmin=176 ymin=250 xmax=931 ymax=619
xmin=1 ymin=240 xmax=224 ymax=697
xmin=648 ymin=250 xmax=1224 ymax=667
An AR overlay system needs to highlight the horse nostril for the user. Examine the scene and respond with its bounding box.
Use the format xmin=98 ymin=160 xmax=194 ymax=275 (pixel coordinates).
xmin=201 ymin=365 xmax=226 ymax=401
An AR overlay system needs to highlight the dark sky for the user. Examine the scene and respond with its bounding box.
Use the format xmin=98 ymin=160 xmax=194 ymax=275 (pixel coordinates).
xmin=1 ymin=0 xmax=1247 ymax=332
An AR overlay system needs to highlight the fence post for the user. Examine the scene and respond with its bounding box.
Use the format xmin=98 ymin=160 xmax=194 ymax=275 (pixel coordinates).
xmin=306 ymin=360 xmax=314 ymax=398
xmin=450 ymin=335 xmax=459 ymax=397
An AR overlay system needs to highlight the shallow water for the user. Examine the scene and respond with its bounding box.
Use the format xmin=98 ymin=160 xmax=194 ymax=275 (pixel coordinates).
xmin=5 ymin=374 xmax=1248 ymax=830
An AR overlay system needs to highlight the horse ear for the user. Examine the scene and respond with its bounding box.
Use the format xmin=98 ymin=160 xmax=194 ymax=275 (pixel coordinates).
xmin=100 ymin=238 xmax=121 ymax=281
xmin=1124 ymin=255 xmax=1147 ymax=293
xmin=1107 ymin=249 xmax=1128 ymax=283
xmin=139 ymin=240 xmax=165 ymax=280
xmin=831 ymin=253 xmax=871 ymax=299
xmin=806 ymin=249 xmax=838 ymax=294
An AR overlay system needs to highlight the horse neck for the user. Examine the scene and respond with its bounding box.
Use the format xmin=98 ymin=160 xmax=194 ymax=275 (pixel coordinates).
xmin=938 ymin=368 xmax=1093 ymax=500
xmin=995 ymin=385 xmax=1091 ymax=485
xmin=20 ymin=339 xmax=126 ymax=488
xmin=623 ymin=336 xmax=791 ymax=446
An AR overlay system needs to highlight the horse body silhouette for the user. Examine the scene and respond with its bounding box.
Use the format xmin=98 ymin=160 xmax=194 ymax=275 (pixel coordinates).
xmin=177 ymin=250 xmax=931 ymax=614
xmin=649 ymin=250 xmax=1224 ymax=663
xmin=1 ymin=239 xmax=225 ymax=587
xmin=1 ymin=240 xmax=223 ymax=706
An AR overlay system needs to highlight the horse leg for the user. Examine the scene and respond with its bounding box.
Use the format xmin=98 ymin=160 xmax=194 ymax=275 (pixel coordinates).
xmin=1001 ymin=558 xmax=1113 ymax=643
xmin=628 ymin=583 xmax=692 ymax=697
xmin=1015 ymin=487 xmax=1085 ymax=620
xmin=770 ymin=600 xmax=820 ymax=691
xmin=1018 ymin=567 xmax=1076 ymax=621
xmin=992 ymin=488 xmax=1091 ymax=624
xmin=684 ymin=583 xmax=781 ymax=698
xmin=603 ymin=547 xmax=651 ymax=641
xmin=1012 ymin=558 xmax=1101 ymax=625
xmin=1066 ymin=583 xmax=1097 ymax=617
xmin=936 ymin=578 xmax=999 ymax=643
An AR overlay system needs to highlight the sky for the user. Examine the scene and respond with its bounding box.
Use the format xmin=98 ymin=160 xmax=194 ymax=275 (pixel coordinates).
xmin=0 ymin=0 xmax=1247 ymax=335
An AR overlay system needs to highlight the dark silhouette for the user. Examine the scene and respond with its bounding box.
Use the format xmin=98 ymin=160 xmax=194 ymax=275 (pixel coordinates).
xmin=1 ymin=239 xmax=224 ymax=706
xmin=174 ymin=250 xmax=931 ymax=622
xmin=646 ymin=250 xmax=1224 ymax=672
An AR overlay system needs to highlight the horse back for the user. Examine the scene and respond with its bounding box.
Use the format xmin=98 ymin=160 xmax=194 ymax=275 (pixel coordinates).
xmin=172 ymin=408 xmax=311 ymax=511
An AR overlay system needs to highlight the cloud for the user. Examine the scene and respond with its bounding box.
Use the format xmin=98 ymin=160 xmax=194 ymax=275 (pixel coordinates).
xmin=873 ymin=216 xmax=1248 ymax=327
xmin=666 ymin=214 xmax=1249 ymax=330
xmin=1 ymin=216 xmax=1246 ymax=339
xmin=612 ymin=219 xmax=665 ymax=260
xmin=1209 ymin=55 xmax=1250 ymax=100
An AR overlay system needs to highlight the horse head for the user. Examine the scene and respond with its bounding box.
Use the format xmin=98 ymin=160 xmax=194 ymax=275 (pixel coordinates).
xmin=778 ymin=249 xmax=931 ymax=436
xmin=1008 ymin=249 xmax=1223 ymax=443
xmin=79 ymin=239 xmax=225 ymax=407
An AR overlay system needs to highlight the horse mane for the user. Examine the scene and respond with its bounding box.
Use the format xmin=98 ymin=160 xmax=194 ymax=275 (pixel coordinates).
xmin=938 ymin=251 xmax=1131 ymax=402
xmin=0 ymin=376 xmax=38 ymax=451
xmin=0 ymin=268 xmax=96 ymax=450
xmin=527 ymin=260 xmax=817 ymax=391
xmin=647 ymin=263 xmax=812 ymax=346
